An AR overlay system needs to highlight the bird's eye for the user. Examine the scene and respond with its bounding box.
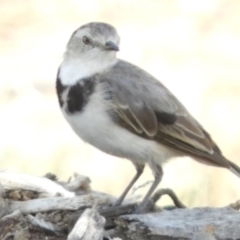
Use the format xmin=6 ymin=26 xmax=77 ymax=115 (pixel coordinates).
xmin=82 ymin=36 xmax=91 ymax=45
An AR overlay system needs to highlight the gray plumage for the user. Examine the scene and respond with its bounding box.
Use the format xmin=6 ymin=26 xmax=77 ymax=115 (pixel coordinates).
xmin=102 ymin=60 xmax=230 ymax=167
xmin=57 ymin=22 xmax=240 ymax=213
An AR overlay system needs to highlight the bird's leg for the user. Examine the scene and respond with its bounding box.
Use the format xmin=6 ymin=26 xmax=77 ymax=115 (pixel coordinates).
xmin=135 ymin=165 xmax=163 ymax=214
xmin=114 ymin=163 xmax=145 ymax=206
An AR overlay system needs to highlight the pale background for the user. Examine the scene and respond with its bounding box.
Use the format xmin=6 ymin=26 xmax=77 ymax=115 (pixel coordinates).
xmin=0 ymin=0 xmax=240 ymax=207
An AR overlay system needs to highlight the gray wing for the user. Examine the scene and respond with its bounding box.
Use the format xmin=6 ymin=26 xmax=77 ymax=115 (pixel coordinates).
xmin=102 ymin=60 xmax=230 ymax=168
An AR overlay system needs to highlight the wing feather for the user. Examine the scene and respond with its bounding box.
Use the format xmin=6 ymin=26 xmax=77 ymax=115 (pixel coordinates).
xmin=101 ymin=60 xmax=230 ymax=168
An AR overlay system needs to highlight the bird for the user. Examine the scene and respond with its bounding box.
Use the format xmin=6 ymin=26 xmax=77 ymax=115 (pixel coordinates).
xmin=56 ymin=22 xmax=240 ymax=214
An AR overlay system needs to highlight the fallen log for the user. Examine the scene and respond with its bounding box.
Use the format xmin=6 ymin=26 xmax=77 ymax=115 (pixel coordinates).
xmin=0 ymin=170 xmax=240 ymax=240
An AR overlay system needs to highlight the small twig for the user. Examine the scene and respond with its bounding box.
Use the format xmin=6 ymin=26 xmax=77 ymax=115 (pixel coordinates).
xmin=150 ymin=188 xmax=186 ymax=209
xmin=131 ymin=181 xmax=153 ymax=195
xmin=26 ymin=215 xmax=63 ymax=236
xmin=99 ymin=203 xmax=136 ymax=218
xmin=1 ymin=210 xmax=21 ymax=221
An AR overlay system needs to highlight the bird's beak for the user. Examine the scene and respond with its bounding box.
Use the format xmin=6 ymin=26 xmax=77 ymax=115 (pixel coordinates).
xmin=104 ymin=41 xmax=119 ymax=51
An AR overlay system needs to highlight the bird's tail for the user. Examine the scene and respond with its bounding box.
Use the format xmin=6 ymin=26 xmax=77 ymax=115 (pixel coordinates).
xmin=228 ymin=160 xmax=240 ymax=178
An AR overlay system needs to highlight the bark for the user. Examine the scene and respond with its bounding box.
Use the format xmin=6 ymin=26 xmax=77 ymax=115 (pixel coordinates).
xmin=0 ymin=170 xmax=240 ymax=240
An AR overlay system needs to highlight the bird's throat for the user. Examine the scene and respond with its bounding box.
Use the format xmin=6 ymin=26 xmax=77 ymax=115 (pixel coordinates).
xmin=59 ymin=58 xmax=117 ymax=86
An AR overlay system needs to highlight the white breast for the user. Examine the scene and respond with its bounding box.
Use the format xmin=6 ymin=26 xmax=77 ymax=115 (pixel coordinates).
xmin=62 ymin=83 xmax=177 ymax=167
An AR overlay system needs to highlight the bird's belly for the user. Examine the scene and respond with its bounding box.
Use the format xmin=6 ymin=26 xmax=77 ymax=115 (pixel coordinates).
xmin=62 ymin=101 xmax=176 ymax=165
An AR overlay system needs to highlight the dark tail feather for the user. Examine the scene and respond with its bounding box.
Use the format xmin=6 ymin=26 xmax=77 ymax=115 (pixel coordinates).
xmin=228 ymin=160 xmax=240 ymax=178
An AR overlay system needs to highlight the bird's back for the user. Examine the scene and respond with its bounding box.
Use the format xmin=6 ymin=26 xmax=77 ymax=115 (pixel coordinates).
xmin=100 ymin=59 xmax=234 ymax=170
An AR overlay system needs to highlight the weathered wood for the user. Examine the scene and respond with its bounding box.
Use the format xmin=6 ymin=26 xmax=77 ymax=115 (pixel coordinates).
xmin=114 ymin=207 xmax=240 ymax=240
xmin=59 ymin=172 xmax=91 ymax=194
xmin=68 ymin=209 xmax=124 ymax=240
xmin=26 ymin=214 xmax=63 ymax=236
xmin=99 ymin=203 xmax=137 ymax=229
xmin=8 ymin=193 xmax=115 ymax=214
xmin=1 ymin=170 xmax=240 ymax=240
xmin=67 ymin=208 xmax=105 ymax=240
xmin=0 ymin=170 xmax=74 ymax=198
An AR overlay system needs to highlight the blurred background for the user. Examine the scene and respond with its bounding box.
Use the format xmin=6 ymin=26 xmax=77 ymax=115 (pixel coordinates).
xmin=0 ymin=0 xmax=240 ymax=208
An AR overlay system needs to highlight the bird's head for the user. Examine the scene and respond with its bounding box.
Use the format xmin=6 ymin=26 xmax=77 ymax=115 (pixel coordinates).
xmin=64 ymin=22 xmax=120 ymax=64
